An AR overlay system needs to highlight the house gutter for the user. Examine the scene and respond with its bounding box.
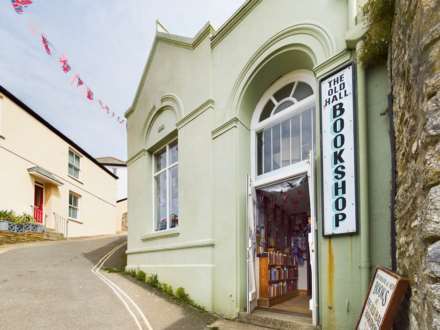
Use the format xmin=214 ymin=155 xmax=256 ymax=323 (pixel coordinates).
xmin=355 ymin=41 xmax=371 ymax=297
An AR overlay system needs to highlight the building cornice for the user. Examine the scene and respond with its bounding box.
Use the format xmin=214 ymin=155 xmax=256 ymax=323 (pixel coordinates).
xmin=313 ymin=50 xmax=353 ymax=79
xmin=126 ymin=23 xmax=214 ymax=120
xmin=211 ymin=116 xmax=249 ymax=140
xmin=127 ymin=148 xmax=148 ymax=166
xmin=176 ymin=99 xmax=214 ymax=129
xmin=211 ymin=0 xmax=262 ymax=48
xmin=126 ymin=238 xmax=215 ymax=255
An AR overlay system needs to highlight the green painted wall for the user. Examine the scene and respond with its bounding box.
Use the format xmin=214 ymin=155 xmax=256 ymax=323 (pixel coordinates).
xmin=366 ymin=66 xmax=392 ymax=269
xmin=126 ymin=1 xmax=392 ymax=328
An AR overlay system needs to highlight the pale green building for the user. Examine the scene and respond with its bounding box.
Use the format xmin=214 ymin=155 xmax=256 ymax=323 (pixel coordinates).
xmin=126 ymin=1 xmax=393 ymax=329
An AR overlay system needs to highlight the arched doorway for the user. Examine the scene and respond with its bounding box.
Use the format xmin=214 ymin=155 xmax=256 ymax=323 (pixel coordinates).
xmin=247 ymin=70 xmax=318 ymax=323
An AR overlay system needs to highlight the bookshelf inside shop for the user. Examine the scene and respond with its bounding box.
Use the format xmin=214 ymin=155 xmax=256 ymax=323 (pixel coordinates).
xmin=258 ymin=250 xmax=298 ymax=307
xmin=256 ymin=195 xmax=309 ymax=308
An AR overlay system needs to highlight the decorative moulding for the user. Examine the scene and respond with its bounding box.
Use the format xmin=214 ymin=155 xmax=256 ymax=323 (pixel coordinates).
xmin=176 ymin=99 xmax=215 ymax=129
xmin=127 ymin=148 xmax=148 ymax=166
xmin=211 ymin=0 xmax=262 ymax=48
xmin=313 ymin=50 xmax=353 ymax=79
xmin=141 ymin=228 xmax=180 ymax=241
xmin=128 ymin=238 xmax=215 ymax=254
xmin=227 ymin=22 xmax=335 ymax=120
xmin=127 ymin=23 xmax=214 ymax=118
xmin=211 ymin=116 xmax=248 ymax=140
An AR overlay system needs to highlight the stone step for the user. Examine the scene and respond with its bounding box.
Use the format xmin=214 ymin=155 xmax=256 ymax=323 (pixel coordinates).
xmin=43 ymin=232 xmax=64 ymax=241
xmin=238 ymin=310 xmax=316 ymax=330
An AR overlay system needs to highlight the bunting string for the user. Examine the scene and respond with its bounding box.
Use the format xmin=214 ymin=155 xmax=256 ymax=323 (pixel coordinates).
xmin=10 ymin=0 xmax=126 ymax=126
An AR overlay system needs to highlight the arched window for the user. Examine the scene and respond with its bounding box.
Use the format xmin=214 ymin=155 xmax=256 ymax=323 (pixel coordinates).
xmin=253 ymin=72 xmax=315 ymax=177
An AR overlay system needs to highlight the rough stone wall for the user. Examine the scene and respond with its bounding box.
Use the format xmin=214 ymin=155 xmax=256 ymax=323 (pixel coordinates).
xmin=391 ymin=0 xmax=440 ymax=328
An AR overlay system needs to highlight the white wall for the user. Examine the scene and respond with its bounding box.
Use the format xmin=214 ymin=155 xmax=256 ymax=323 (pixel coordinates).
xmin=104 ymin=165 xmax=127 ymax=200
xmin=0 ymin=93 xmax=118 ymax=238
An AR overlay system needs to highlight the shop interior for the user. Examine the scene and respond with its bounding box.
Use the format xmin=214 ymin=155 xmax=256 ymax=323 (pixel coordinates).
xmin=255 ymin=175 xmax=312 ymax=316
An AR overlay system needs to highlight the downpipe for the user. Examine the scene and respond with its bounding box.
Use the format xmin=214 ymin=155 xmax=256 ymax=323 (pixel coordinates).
xmin=356 ymin=41 xmax=371 ymax=297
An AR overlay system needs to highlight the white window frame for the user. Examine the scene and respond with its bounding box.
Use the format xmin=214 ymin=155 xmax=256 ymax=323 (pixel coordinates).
xmin=68 ymin=149 xmax=81 ymax=179
xmin=152 ymin=138 xmax=178 ymax=232
xmin=68 ymin=191 xmax=80 ymax=220
xmin=251 ymin=70 xmax=317 ymax=185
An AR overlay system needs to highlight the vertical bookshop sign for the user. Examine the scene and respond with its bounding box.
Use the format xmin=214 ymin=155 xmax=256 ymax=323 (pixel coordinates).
xmin=320 ymin=63 xmax=357 ymax=236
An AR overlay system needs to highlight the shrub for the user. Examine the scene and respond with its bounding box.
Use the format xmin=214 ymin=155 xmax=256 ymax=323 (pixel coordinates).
xmin=146 ymin=274 xmax=159 ymax=288
xmin=160 ymin=283 xmax=174 ymax=296
xmin=14 ymin=213 xmax=35 ymax=224
xmin=0 ymin=210 xmax=35 ymax=224
xmin=175 ymin=287 xmax=190 ymax=302
xmin=136 ymin=270 xmax=146 ymax=282
xmin=0 ymin=210 xmax=16 ymax=221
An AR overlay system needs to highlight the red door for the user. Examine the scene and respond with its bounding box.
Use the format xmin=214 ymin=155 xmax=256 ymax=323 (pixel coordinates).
xmin=34 ymin=185 xmax=44 ymax=223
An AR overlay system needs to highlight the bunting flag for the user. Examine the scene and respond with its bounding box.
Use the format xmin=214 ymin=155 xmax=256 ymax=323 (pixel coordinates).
xmin=71 ymin=74 xmax=84 ymax=87
xmin=86 ymin=88 xmax=94 ymax=101
xmin=11 ymin=0 xmax=33 ymax=14
xmin=59 ymin=55 xmax=71 ymax=73
xmin=41 ymin=34 xmax=51 ymax=55
xmin=10 ymin=1 xmax=126 ymax=127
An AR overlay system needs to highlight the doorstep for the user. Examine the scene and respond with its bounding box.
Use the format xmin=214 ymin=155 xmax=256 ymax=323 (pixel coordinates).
xmin=238 ymin=309 xmax=317 ymax=330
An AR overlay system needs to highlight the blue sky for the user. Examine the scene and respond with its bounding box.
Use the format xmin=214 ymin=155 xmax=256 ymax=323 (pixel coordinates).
xmin=0 ymin=0 xmax=244 ymax=160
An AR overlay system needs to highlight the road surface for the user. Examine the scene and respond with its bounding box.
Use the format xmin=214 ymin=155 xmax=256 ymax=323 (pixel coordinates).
xmin=0 ymin=236 xmax=222 ymax=330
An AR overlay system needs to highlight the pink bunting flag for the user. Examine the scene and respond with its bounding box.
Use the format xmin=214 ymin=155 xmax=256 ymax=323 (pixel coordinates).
xmin=11 ymin=0 xmax=32 ymax=14
xmin=41 ymin=35 xmax=51 ymax=55
xmin=59 ymin=55 xmax=71 ymax=73
xmin=86 ymin=88 xmax=94 ymax=101
xmin=71 ymin=74 xmax=84 ymax=87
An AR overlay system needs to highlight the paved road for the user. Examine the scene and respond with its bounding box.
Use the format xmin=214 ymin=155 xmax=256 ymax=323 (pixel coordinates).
xmin=0 ymin=236 xmax=268 ymax=330
xmin=0 ymin=236 xmax=138 ymax=330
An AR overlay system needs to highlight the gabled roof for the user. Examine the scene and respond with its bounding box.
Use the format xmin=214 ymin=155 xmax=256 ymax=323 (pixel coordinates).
xmin=96 ymin=156 xmax=126 ymax=166
xmin=0 ymin=85 xmax=118 ymax=180
xmin=125 ymin=0 xmax=262 ymax=119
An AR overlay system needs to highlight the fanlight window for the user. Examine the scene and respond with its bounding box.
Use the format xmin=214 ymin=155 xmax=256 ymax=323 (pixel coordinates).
xmin=259 ymin=81 xmax=313 ymax=122
xmin=256 ymin=81 xmax=314 ymax=176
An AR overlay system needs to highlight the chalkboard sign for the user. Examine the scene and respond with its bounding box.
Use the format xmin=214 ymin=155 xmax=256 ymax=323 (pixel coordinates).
xmin=357 ymin=267 xmax=409 ymax=330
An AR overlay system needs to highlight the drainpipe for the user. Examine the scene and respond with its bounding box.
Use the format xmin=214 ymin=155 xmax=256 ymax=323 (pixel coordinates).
xmin=356 ymin=41 xmax=371 ymax=298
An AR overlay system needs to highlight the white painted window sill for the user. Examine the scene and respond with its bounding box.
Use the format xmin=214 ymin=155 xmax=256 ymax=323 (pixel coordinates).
xmin=141 ymin=228 xmax=180 ymax=241
xmin=68 ymin=175 xmax=83 ymax=184
xmin=68 ymin=218 xmax=83 ymax=224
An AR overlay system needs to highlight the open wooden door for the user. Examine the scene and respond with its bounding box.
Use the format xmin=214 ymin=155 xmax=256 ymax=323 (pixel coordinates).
xmin=307 ymin=154 xmax=318 ymax=326
xmin=246 ymin=175 xmax=258 ymax=312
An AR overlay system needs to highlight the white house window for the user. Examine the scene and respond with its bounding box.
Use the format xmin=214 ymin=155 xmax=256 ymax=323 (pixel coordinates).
xmin=256 ymin=80 xmax=314 ymax=176
xmin=153 ymin=140 xmax=178 ymax=231
xmin=68 ymin=192 xmax=79 ymax=220
xmin=68 ymin=150 xmax=81 ymax=179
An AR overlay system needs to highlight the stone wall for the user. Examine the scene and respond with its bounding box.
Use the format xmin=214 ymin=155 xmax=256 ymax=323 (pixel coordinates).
xmin=391 ymin=0 xmax=440 ymax=328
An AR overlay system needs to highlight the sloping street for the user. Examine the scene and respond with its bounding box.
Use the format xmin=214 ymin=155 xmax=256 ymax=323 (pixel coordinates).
xmin=0 ymin=236 xmax=138 ymax=329
xmin=0 ymin=236 xmax=223 ymax=330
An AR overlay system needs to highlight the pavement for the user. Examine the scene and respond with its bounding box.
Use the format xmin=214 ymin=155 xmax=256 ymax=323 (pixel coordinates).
xmin=0 ymin=235 xmax=268 ymax=330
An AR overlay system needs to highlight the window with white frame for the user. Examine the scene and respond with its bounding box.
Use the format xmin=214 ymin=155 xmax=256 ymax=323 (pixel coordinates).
xmin=256 ymin=80 xmax=314 ymax=176
xmin=68 ymin=149 xmax=81 ymax=179
xmin=68 ymin=192 xmax=79 ymax=220
xmin=153 ymin=140 xmax=178 ymax=231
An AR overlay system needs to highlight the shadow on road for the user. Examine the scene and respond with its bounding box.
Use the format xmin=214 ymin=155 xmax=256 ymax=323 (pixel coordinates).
xmin=120 ymin=273 xmax=218 ymax=329
xmin=82 ymin=236 xmax=127 ymax=268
